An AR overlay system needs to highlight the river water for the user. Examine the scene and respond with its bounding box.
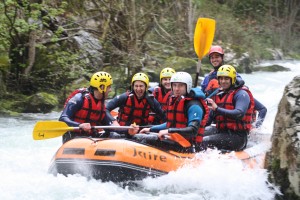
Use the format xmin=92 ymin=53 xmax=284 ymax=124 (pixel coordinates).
xmin=0 ymin=60 xmax=299 ymax=200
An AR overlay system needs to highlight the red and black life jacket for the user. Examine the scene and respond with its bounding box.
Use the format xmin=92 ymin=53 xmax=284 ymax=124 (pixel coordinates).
xmin=64 ymin=88 xmax=88 ymax=108
xmin=153 ymin=87 xmax=172 ymax=111
xmin=215 ymin=86 xmax=255 ymax=132
xmin=71 ymin=92 xmax=106 ymax=126
xmin=166 ymin=96 xmax=209 ymax=143
xmin=118 ymin=93 xmax=151 ymax=126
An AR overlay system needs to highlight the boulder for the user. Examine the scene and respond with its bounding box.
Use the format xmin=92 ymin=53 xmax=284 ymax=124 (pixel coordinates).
xmin=265 ymin=75 xmax=300 ymax=199
xmin=13 ymin=92 xmax=59 ymax=113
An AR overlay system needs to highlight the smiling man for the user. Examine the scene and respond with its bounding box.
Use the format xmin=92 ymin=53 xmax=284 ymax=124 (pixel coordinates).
xmin=137 ymin=72 xmax=209 ymax=151
xmin=148 ymin=67 xmax=176 ymax=124
xmin=204 ymin=65 xmax=255 ymax=151
xmin=105 ymin=72 xmax=165 ymax=137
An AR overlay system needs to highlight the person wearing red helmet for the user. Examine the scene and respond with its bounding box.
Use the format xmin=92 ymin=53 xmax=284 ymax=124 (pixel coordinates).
xmin=200 ymin=45 xmax=225 ymax=92
xmin=201 ymin=45 xmax=267 ymax=129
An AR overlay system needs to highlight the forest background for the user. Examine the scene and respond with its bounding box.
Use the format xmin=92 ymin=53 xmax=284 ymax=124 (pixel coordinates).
xmin=0 ymin=0 xmax=299 ymax=114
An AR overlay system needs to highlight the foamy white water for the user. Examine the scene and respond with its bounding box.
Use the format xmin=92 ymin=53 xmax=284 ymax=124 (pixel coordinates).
xmin=0 ymin=60 xmax=299 ymax=200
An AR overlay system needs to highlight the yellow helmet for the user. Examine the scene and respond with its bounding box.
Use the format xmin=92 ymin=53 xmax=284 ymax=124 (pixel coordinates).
xmin=131 ymin=72 xmax=149 ymax=88
xmin=90 ymin=71 xmax=113 ymax=93
xmin=160 ymin=67 xmax=176 ymax=81
xmin=217 ymin=65 xmax=236 ymax=85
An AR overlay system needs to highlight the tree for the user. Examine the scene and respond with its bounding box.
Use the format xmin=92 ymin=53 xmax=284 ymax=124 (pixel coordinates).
xmin=268 ymin=0 xmax=300 ymax=52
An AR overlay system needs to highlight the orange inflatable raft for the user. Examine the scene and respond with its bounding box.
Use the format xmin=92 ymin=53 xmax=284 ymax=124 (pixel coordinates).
xmin=48 ymin=137 xmax=266 ymax=182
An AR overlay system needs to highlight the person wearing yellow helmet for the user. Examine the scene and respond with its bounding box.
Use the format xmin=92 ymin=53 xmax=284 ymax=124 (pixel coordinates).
xmin=147 ymin=67 xmax=176 ymax=124
xmin=150 ymin=67 xmax=176 ymax=109
xmin=201 ymin=45 xmax=267 ymax=129
xmin=105 ymin=72 xmax=165 ymax=137
xmin=204 ymin=65 xmax=255 ymax=151
xmin=59 ymin=71 xmax=119 ymax=143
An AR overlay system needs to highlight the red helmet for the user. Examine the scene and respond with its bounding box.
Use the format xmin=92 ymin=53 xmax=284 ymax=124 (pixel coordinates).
xmin=208 ymin=46 xmax=224 ymax=57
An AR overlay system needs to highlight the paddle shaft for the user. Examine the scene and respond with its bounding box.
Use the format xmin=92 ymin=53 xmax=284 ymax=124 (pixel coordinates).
xmin=73 ymin=125 xmax=151 ymax=130
xmin=194 ymin=59 xmax=202 ymax=87
xmin=205 ymin=88 xmax=220 ymax=99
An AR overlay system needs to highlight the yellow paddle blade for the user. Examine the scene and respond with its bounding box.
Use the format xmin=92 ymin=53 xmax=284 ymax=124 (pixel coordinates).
xmin=33 ymin=121 xmax=75 ymax=140
xmin=194 ymin=18 xmax=216 ymax=60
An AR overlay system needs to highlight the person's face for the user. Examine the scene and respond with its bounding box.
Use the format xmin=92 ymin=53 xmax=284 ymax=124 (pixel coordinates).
xmin=94 ymin=85 xmax=112 ymax=100
xmin=104 ymin=85 xmax=112 ymax=98
xmin=218 ymin=76 xmax=231 ymax=90
xmin=133 ymin=80 xmax=146 ymax=99
xmin=210 ymin=53 xmax=223 ymax=68
xmin=172 ymin=82 xmax=187 ymax=97
xmin=161 ymin=77 xmax=171 ymax=91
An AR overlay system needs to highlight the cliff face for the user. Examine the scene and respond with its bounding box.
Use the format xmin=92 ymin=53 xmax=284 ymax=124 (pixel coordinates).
xmin=265 ymin=75 xmax=300 ymax=200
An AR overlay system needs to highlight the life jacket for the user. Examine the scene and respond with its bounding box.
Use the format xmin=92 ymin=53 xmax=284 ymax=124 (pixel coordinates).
xmin=72 ymin=92 xmax=106 ymax=126
xmin=118 ymin=92 xmax=152 ymax=126
xmin=205 ymin=78 xmax=219 ymax=100
xmin=215 ymin=86 xmax=255 ymax=132
xmin=166 ymin=96 xmax=209 ymax=143
xmin=64 ymin=88 xmax=88 ymax=108
xmin=153 ymin=87 xmax=172 ymax=110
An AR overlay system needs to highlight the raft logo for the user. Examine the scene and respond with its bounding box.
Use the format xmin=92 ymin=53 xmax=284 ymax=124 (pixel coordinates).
xmin=38 ymin=133 xmax=44 ymax=138
xmin=132 ymin=147 xmax=167 ymax=162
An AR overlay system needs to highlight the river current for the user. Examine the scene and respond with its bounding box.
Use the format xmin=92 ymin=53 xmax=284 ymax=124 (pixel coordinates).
xmin=0 ymin=60 xmax=299 ymax=200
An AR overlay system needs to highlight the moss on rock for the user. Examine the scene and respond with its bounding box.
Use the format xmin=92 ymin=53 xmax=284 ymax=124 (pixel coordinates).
xmin=9 ymin=92 xmax=59 ymax=113
xmin=253 ymin=64 xmax=290 ymax=72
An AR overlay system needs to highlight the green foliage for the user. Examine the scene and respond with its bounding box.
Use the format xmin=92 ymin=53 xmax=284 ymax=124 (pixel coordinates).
xmin=0 ymin=54 xmax=10 ymax=70
xmin=228 ymin=0 xmax=268 ymax=22
xmin=0 ymin=0 xmax=299 ymax=112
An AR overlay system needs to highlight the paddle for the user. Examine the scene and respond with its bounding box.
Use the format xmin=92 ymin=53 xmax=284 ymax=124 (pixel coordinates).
xmin=32 ymin=121 xmax=151 ymax=140
xmin=33 ymin=121 xmax=191 ymax=148
xmin=166 ymin=133 xmax=191 ymax=148
xmin=193 ymin=18 xmax=216 ymax=87
xmin=205 ymin=88 xmax=220 ymax=99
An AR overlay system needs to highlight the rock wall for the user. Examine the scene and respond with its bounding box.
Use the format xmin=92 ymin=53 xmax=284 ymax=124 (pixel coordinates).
xmin=265 ymin=75 xmax=300 ymax=200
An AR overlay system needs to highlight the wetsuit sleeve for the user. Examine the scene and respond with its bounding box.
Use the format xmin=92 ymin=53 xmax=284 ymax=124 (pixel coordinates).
xmin=168 ymin=100 xmax=203 ymax=138
xmin=150 ymin=97 xmax=166 ymax=122
xmin=149 ymin=123 xmax=167 ymax=132
xmin=101 ymin=114 xmax=114 ymax=125
xmin=236 ymin=73 xmax=243 ymax=81
xmin=105 ymin=93 xmax=127 ymax=121
xmin=215 ymin=90 xmax=250 ymax=120
xmin=59 ymin=93 xmax=84 ymax=127
xmin=201 ymin=76 xmax=209 ymax=91
xmin=254 ymin=98 xmax=267 ymax=128
xmin=206 ymin=109 xmax=215 ymax=126
xmin=232 ymin=73 xmax=245 ymax=88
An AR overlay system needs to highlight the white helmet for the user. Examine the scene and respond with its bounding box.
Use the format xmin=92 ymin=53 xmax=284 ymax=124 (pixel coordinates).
xmin=170 ymin=72 xmax=193 ymax=93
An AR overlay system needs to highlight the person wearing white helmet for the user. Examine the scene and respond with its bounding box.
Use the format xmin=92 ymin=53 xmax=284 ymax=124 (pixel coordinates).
xmin=59 ymin=71 xmax=119 ymax=143
xmin=136 ymin=72 xmax=209 ymax=151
